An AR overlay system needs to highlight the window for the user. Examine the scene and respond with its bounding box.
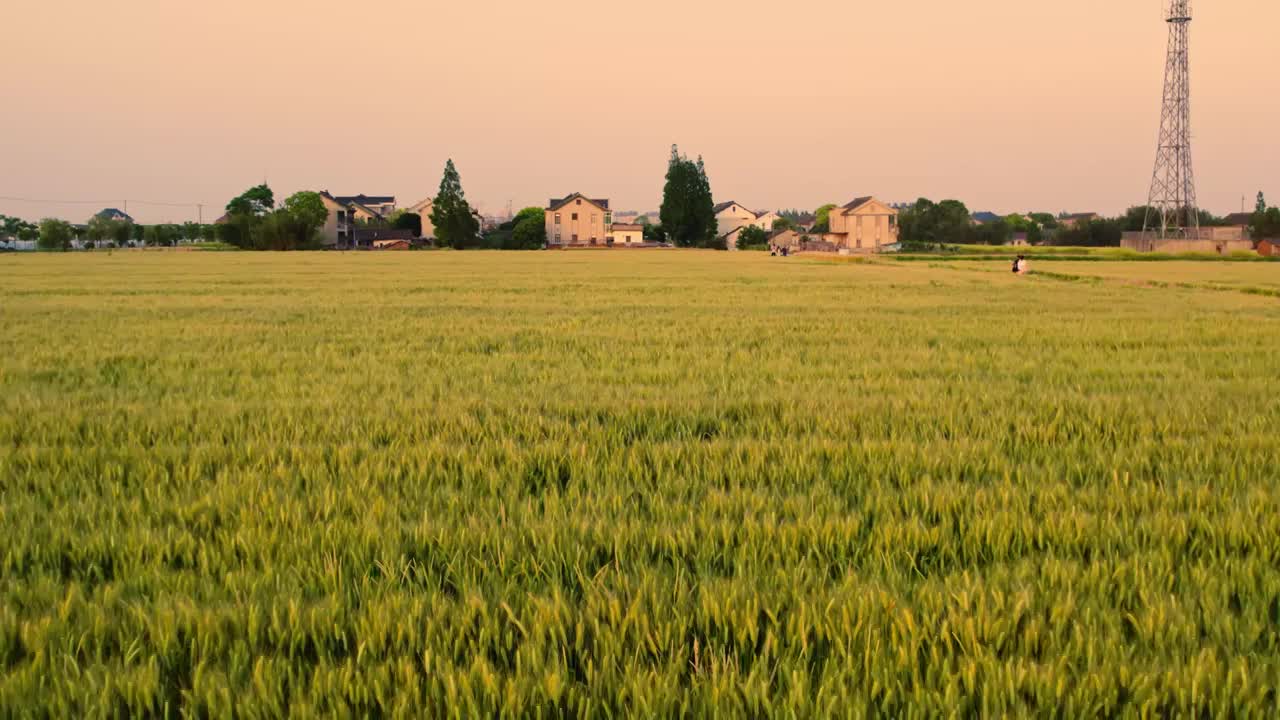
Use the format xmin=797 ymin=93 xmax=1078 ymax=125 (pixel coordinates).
xmin=576 ymin=199 xmax=582 ymax=205
xmin=591 ymin=214 xmax=597 ymax=224
xmin=572 ymin=213 xmax=578 ymax=221
xmin=572 ymin=234 xmax=578 ymax=243
xmin=605 ymin=213 xmax=613 ymax=225
xmin=554 ymin=213 xmax=561 ymax=224
xmin=554 ymin=232 xmax=561 ymax=243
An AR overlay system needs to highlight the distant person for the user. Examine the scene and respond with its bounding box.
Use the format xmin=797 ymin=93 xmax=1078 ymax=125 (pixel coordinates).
xmin=1013 ymin=255 xmax=1029 ymax=275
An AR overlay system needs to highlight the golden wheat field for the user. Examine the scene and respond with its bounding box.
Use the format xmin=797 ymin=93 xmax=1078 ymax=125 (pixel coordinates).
xmin=2 ymin=251 xmax=1279 ymax=717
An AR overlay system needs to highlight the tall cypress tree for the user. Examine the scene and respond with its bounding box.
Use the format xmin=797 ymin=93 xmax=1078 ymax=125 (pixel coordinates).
xmin=430 ymin=159 xmax=480 ymax=249
xmin=694 ymin=155 xmax=717 ymax=247
xmin=659 ymin=145 xmax=719 ymax=248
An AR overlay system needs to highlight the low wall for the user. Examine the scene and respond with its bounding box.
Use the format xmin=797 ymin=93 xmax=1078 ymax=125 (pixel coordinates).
xmin=1121 ymin=230 xmax=1253 ymax=254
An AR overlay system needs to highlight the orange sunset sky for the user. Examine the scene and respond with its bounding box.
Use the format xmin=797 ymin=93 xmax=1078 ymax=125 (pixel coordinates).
xmin=1 ymin=0 xmax=1276 ymax=224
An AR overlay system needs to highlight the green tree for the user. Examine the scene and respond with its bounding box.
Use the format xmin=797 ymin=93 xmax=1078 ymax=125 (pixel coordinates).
xmin=971 ymin=219 xmax=1011 ymax=245
xmin=1252 ymin=207 xmax=1280 ymax=240
xmin=221 ymin=184 xmax=275 ymax=249
xmin=736 ymin=225 xmax=770 ymax=250
xmin=113 ymin=221 xmax=135 ymax=247
xmin=510 ymin=207 xmax=547 ymax=250
xmin=281 ymin=192 xmax=328 ymax=248
xmin=86 ymin=216 xmax=123 ymax=246
xmin=1051 ymin=218 xmax=1123 ymax=247
xmin=772 ymin=217 xmax=796 ymax=232
xmin=898 ymin=198 xmax=975 ymax=245
xmin=393 ymin=212 xmax=423 ymax=237
xmin=1028 ymin=212 xmax=1058 ymax=229
xmin=1256 ymin=192 xmax=1266 ymax=216
xmin=3 ymin=215 xmax=39 ymax=243
xmin=813 ymin=203 xmax=837 ymax=233
xmin=143 ymin=224 xmax=181 ymax=247
xmin=226 ymin=185 xmax=275 ymax=216
xmin=1122 ymin=206 xmax=1155 ymax=232
xmin=659 ymin=145 xmax=717 ymax=248
xmin=37 ymin=219 xmax=74 ymax=251
xmin=429 ymin=159 xmax=481 ymax=249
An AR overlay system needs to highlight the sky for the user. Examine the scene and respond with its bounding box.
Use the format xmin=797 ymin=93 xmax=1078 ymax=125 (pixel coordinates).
xmin=1 ymin=0 xmax=1277 ymax=224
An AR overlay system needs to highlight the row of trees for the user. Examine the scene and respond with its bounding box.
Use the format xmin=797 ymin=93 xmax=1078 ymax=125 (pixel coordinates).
xmin=218 ymin=185 xmax=330 ymax=250
xmin=894 ymin=195 xmax=1280 ymax=248
xmin=3 ymin=213 xmax=226 ymax=251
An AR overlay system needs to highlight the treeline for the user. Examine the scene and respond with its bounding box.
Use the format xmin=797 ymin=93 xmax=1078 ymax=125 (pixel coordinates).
xmin=2 ymin=213 xmax=222 ymax=251
xmin=897 ymin=195 xmax=1280 ymax=247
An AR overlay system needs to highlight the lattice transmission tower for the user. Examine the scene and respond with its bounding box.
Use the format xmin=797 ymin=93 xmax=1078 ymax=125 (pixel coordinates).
xmin=1143 ymin=0 xmax=1198 ymax=240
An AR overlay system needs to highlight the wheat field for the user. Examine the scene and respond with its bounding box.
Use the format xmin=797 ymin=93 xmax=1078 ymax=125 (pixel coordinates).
xmin=2 ymin=251 xmax=1278 ymax=717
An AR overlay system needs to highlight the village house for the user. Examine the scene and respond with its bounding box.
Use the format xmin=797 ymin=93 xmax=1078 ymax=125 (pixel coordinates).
xmin=608 ymin=223 xmax=644 ymax=246
xmin=317 ymin=192 xmax=354 ymax=247
xmin=713 ymin=201 xmax=779 ymax=250
xmin=93 ymin=208 xmax=135 ymax=224
xmin=355 ymin=228 xmax=416 ymax=248
xmin=315 ymin=192 xmax=421 ymax=248
xmin=333 ymin=194 xmax=396 ymax=218
xmin=1057 ymin=212 xmax=1098 ymax=229
xmin=1222 ymin=213 xmax=1254 ymax=237
xmin=404 ymin=197 xmax=436 ymax=240
xmin=545 ymin=193 xmax=612 ymax=247
xmin=824 ymin=197 xmax=899 ymax=251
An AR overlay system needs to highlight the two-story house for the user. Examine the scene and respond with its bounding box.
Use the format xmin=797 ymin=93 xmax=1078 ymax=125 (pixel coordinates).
xmin=334 ymin=194 xmax=397 ymax=218
xmin=545 ymin=193 xmax=611 ymax=247
xmin=405 ymin=197 xmax=436 ymax=240
xmin=825 ymin=197 xmax=899 ymax=251
xmin=318 ymin=192 xmax=354 ymax=247
xmin=714 ymin=201 xmax=780 ymax=250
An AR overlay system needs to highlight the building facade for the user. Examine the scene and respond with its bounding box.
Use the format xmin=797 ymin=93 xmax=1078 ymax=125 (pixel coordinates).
xmin=714 ymin=201 xmax=779 ymax=250
xmin=334 ymin=195 xmax=396 ymax=218
xmin=608 ymin=223 xmax=644 ymax=245
xmin=825 ymin=197 xmax=899 ymax=251
xmin=546 ymin=193 xmax=611 ymax=246
xmin=404 ymin=197 xmax=436 ymax=240
xmin=318 ymin=192 xmax=353 ymax=247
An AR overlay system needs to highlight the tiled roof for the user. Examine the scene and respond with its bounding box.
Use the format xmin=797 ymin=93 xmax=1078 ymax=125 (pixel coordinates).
xmin=334 ymin=194 xmax=395 ymax=206
xmin=548 ymin=193 xmax=610 ymax=211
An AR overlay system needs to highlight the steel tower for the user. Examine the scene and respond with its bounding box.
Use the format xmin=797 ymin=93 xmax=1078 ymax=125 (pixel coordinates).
xmin=1143 ymin=1 xmax=1198 ymax=240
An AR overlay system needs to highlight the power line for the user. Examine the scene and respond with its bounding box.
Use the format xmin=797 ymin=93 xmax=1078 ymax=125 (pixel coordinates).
xmin=0 ymin=195 xmax=214 ymax=208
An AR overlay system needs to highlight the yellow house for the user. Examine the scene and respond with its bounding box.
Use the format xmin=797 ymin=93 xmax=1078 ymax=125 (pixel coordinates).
xmin=825 ymin=197 xmax=899 ymax=251
xmin=608 ymin=223 xmax=644 ymax=245
xmin=714 ymin=201 xmax=779 ymax=249
xmin=318 ymin=191 xmax=353 ymax=247
xmin=405 ymin=197 xmax=435 ymax=240
xmin=546 ymin=193 xmax=612 ymax=246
